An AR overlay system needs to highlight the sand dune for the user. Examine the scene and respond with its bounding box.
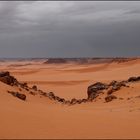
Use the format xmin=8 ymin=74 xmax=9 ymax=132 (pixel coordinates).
xmin=0 ymin=58 xmax=140 ymax=139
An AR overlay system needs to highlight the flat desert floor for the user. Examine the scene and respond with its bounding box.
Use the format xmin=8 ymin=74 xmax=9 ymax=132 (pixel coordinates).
xmin=0 ymin=58 xmax=140 ymax=139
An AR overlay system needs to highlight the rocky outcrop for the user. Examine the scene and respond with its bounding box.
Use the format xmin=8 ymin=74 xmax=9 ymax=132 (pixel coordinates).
xmin=87 ymin=82 xmax=108 ymax=100
xmin=1 ymin=71 xmax=140 ymax=105
xmin=0 ymin=71 xmax=30 ymax=90
xmin=39 ymin=90 xmax=89 ymax=105
xmin=0 ymin=71 xmax=18 ymax=86
xmin=128 ymin=76 xmax=140 ymax=82
xmin=107 ymin=80 xmax=127 ymax=95
xmin=87 ymin=79 xmax=129 ymax=101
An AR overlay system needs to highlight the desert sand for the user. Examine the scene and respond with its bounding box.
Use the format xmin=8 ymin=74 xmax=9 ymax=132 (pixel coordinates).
xmin=0 ymin=58 xmax=140 ymax=139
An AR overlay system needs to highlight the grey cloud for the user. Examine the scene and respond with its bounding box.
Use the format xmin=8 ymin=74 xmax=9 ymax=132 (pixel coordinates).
xmin=0 ymin=1 xmax=140 ymax=58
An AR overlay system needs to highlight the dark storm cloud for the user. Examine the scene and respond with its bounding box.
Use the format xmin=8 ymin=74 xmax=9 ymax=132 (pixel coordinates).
xmin=0 ymin=1 xmax=140 ymax=58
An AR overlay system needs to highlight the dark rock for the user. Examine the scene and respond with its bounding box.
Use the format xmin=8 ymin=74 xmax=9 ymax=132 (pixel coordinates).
xmin=70 ymin=98 xmax=77 ymax=105
xmin=0 ymin=71 xmax=18 ymax=86
xmin=42 ymin=92 xmax=48 ymax=96
xmin=105 ymin=95 xmax=117 ymax=102
xmin=108 ymin=80 xmax=117 ymax=86
xmin=47 ymin=92 xmax=55 ymax=100
xmin=109 ymin=81 xmax=127 ymax=92
xmin=0 ymin=71 xmax=10 ymax=77
xmin=25 ymin=88 xmax=29 ymax=91
xmin=54 ymin=96 xmax=60 ymax=101
xmin=8 ymin=91 xmax=26 ymax=101
xmin=29 ymin=91 xmax=35 ymax=95
xmin=128 ymin=76 xmax=140 ymax=82
xmin=77 ymin=99 xmax=82 ymax=104
xmin=88 ymin=82 xmax=108 ymax=93
xmin=54 ymin=96 xmax=65 ymax=102
xmin=38 ymin=89 xmax=44 ymax=94
xmin=81 ymin=99 xmax=88 ymax=103
xmin=32 ymin=85 xmax=37 ymax=91
xmin=0 ymin=75 xmax=18 ymax=85
xmin=20 ymin=82 xmax=28 ymax=88
xmin=87 ymin=82 xmax=108 ymax=99
xmin=58 ymin=98 xmax=65 ymax=103
xmin=16 ymin=93 xmax=26 ymax=100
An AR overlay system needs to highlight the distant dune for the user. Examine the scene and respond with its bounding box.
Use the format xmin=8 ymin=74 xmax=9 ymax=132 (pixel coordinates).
xmin=43 ymin=57 xmax=138 ymax=65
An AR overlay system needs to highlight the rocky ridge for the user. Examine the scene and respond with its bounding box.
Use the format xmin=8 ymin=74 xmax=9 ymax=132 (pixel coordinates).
xmin=0 ymin=71 xmax=140 ymax=104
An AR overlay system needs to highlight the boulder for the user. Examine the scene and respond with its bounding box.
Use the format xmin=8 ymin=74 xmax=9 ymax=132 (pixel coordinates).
xmin=105 ymin=95 xmax=117 ymax=102
xmin=0 ymin=75 xmax=17 ymax=85
xmin=8 ymin=91 xmax=26 ymax=101
xmin=32 ymin=85 xmax=37 ymax=91
xmin=16 ymin=93 xmax=26 ymax=100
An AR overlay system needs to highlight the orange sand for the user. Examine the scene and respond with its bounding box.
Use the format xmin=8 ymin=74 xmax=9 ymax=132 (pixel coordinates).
xmin=0 ymin=59 xmax=140 ymax=139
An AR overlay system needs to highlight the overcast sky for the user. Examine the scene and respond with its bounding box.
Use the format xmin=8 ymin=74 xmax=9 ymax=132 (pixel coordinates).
xmin=0 ymin=1 xmax=140 ymax=58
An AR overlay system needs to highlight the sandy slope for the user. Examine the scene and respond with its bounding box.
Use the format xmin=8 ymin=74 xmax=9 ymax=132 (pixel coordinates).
xmin=0 ymin=59 xmax=140 ymax=139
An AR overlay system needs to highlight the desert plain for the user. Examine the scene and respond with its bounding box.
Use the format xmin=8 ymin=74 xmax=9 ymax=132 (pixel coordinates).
xmin=0 ymin=58 xmax=140 ymax=139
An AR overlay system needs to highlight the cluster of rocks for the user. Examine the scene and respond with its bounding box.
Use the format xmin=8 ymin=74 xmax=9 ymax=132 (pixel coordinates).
xmin=0 ymin=71 xmax=30 ymax=90
xmin=1 ymin=71 xmax=140 ymax=104
xmin=8 ymin=91 xmax=26 ymax=101
xmin=38 ymin=90 xmax=89 ymax=105
xmin=107 ymin=80 xmax=127 ymax=95
xmin=87 ymin=80 xmax=129 ymax=102
xmin=87 ymin=76 xmax=140 ymax=102
xmin=0 ymin=71 xmax=18 ymax=86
